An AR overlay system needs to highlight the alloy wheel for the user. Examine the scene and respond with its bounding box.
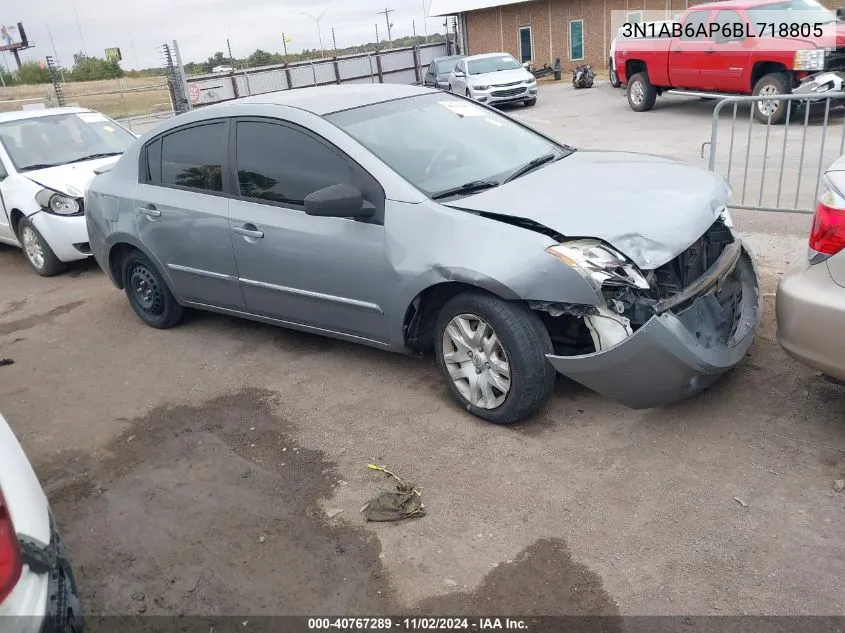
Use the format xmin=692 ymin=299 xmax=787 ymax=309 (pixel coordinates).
xmin=757 ymin=84 xmax=780 ymax=117
xmin=21 ymin=226 xmax=45 ymax=270
xmin=441 ymin=313 xmax=511 ymax=410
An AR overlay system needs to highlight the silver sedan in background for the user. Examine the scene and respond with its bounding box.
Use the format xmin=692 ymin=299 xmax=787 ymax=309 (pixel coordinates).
xmin=85 ymin=84 xmax=760 ymax=424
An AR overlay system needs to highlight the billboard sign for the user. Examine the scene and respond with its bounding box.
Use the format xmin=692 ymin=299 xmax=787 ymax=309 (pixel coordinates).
xmin=105 ymin=47 xmax=122 ymax=62
xmin=0 ymin=22 xmax=27 ymax=52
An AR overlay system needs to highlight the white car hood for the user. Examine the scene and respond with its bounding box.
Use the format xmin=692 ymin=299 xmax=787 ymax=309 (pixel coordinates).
xmin=469 ymin=67 xmax=532 ymax=86
xmin=23 ymin=155 xmax=121 ymax=197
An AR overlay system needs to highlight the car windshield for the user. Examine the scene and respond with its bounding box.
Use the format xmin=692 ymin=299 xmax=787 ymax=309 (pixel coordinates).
xmin=468 ymin=55 xmax=522 ymax=75
xmin=747 ymin=0 xmax=835 ymax=28
xmin=326 ymin=92 xmax=573 ymax=198
xmin=0 ymin=111 xmax=135 ymax=172
xmin=437 ymin=59 xmax=460 ymax=73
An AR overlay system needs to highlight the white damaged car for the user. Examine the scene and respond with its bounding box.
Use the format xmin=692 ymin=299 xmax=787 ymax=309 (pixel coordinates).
xmin=0 ymin=414 xmax=83 ymax=632
xmin=0 ymin=107 xmax=137 ymax=276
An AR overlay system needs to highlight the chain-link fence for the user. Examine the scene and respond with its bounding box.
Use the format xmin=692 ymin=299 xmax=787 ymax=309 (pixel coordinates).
xmin=185 ymin=42 xmax=448 ymax=107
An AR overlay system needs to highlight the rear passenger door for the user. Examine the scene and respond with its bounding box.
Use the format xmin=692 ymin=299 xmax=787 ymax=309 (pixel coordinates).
xmin=227 ymin=118 xmax=388 ymax=342
xmin=669 ymin=10 xmax=713 ymax=89
xmin=135 ymin=120 xmax=245 ymax=309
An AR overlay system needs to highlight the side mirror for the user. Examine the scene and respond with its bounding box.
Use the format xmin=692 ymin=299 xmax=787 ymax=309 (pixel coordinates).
xmin=304 ymin=183 xmax=374 ymax=219
xmin=454 ymin=71 xmax=465 ymax=77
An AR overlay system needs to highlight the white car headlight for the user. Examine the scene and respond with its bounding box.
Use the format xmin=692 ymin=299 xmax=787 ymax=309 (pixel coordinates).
xmin=793 ymin=49 xmax=825 ymax=71
xmin=34 ymin=188 xmax=81 ymax=216
xmin=472 ymin=84 xmax=490 ymax=90
xmin=546 ymin=239 xmax=650 ymax=291
xmin=524 ymin=78 xmax=537 ymax=85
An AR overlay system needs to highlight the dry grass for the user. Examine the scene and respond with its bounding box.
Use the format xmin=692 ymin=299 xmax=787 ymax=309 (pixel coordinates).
xmin=0 ymin=77 xmax=171 ymax=119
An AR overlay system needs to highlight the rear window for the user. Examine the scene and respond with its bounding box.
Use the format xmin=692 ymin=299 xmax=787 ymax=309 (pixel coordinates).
xmin=146 ymin=122 xmax=227 ymax=192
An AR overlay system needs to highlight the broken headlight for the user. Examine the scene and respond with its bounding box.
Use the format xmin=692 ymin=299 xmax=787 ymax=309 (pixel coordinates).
xmin=546 ymin=239 xmax=650 ymax=291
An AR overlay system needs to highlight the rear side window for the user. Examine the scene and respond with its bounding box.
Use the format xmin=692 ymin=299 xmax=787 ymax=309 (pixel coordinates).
xmin=235 ymin=121 xmax=352 ymax=205
xmin=713 ymin=10 xmax=745 ymax=42
xmin=681 ymin=11 xmax=711 ymax=40
xmin=147 ymin=122 xmax=227 ymax=192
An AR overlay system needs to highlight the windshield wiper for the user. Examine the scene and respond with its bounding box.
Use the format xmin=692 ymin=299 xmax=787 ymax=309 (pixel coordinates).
xmin=19 ymin=162 xmax=63 ymax=171
xmin=65 ymin=152 xmax=122 ymax=164
xmin=503 ymin=153 xmax=560 ymax=184
xmin=431 ymin=180 xmax=500 ymax=200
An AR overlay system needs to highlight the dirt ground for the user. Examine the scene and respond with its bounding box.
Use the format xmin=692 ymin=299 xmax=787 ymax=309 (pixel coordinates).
xmin=1 ymin=82 xmax=844 ymax=620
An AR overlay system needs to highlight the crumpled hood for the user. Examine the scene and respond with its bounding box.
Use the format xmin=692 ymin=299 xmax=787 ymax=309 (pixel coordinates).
xmin=24 ymin=155 xmax=121 ymax=197
xmin=444 ymin=150 xmax=731 ymax=270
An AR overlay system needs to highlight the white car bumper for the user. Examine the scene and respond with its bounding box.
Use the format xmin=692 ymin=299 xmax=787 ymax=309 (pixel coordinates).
xmin=29 ymin=212 xmax=91 ymax=263
xmin=470 ymin=84 xmax=537 ymax=105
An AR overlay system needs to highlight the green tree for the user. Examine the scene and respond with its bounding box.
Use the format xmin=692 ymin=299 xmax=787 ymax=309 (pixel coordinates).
xmin=247 ymin=49 xmax=278 ymax=68
xmin=202 ymin=52 xmax=229 ymax=73
xmin=68 ymin=52 xmax=124 ymax=81
xmin=16 ymin=61 xmax=51 ymax=84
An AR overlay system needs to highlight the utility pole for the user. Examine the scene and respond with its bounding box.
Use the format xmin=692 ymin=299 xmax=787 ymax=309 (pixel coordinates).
xmin=375 ymin=23 xmax=380 ymax=46
xmin=331 ymin=27 xmax=337 ymax=52
xmin=422 ymin=0 xmax=428 ymax=36
xmin=227 ymin=38 xmax=235 ymax=68
xmin=282 ymin=33 xmax=289 ymax=57
xmin=69 ymin=0 xmax=87 ymax=53
xmin=377 ymin=8 xmax=394 ymax=48
xmin=300 ymin=9 xmax=329 ymax=59
xmin=45 ymin=25 xmax=66 ymax=81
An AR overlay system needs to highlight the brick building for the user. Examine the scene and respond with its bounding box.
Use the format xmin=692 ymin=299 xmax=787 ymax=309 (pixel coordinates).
xmin=428 ymin=0 xmax=842 ymax=73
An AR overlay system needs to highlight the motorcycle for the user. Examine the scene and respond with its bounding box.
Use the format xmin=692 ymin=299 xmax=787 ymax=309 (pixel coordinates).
xmin=571 ymin=64 xmax=594 ymax=89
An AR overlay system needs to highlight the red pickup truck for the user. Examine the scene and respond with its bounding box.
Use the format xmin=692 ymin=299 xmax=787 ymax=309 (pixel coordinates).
xmin=614 ymin=0 xmax=845 ymax=123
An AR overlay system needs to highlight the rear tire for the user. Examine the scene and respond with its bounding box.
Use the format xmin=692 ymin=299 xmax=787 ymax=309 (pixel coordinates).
xmin=434 ymin=291 xmax=555 ymax=424
xmin=609 ymin=61 xmax=621 ymax=88
xmin=17 ymin=217 xmax=67 ymax=277
xmin=627 ymin=71 xmax=657 ymax=112
xmin=121 ymin=250 xmax=183 ymax=329
xmin=752 ymin=72 xmax=793 ymax=124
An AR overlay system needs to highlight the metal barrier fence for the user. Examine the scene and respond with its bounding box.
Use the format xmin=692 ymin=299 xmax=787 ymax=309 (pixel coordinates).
xmin=704 ymin=93 xmax=845 ymax=214
xmin=186 ymin=43 xmax=448 ymax=107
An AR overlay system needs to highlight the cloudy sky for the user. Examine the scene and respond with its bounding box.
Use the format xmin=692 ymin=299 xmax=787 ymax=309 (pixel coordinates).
xmin=3 ymin=0 xmax=445 ymax=70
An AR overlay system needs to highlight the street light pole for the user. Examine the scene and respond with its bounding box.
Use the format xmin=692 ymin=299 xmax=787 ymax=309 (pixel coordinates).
xmin=301 ymin=8 xmax=330 ymax=58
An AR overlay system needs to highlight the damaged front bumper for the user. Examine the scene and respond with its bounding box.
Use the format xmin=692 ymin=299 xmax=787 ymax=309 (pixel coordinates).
xmin=794 ymin=71 xmax=845 ymax=100
xmin=546 ymin=242 xmax=762 ymax=409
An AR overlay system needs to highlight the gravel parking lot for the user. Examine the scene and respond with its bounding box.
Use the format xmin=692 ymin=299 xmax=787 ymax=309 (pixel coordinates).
xmin=2 ymin=81 xmax=844 ymax=618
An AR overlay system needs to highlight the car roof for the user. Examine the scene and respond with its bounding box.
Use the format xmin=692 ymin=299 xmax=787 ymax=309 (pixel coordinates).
xmin=0 ymin=106 xmax=95 ymax=124
xmin=220 ymin=83 xmax=434 ymax=116
xmin=434 ymin=55 xmax=464 ymax=62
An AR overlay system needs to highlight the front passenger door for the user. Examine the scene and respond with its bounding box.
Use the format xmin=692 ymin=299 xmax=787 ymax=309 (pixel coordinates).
xmin=451 ymin=61 xmax=467 ymax=93
xmin=228 ymin=119 xmax=388 ymax=342
xmin=668 ymin=10 xmax=713 ymax=89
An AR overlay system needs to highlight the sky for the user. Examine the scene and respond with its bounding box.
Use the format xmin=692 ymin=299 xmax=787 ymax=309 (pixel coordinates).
xmin=2 ymin=0 xmax=446 ymax=70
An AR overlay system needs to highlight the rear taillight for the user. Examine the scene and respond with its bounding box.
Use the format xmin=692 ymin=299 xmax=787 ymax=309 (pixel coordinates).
xmin=0 ymin=489 xmax=22 ymax=603
xmin=809 ymin=178 xmax=845 ymax=263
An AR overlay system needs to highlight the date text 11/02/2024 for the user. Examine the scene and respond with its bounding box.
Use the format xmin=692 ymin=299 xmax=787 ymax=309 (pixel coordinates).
xmin=622 ymin=21 xmax=825 ymax=39
xmin=307 ymin=618 xmax=529 ymax=630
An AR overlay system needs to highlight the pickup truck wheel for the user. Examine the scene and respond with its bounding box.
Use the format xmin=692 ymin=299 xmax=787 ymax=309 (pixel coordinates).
xmin=627 ymin=72 xmax=656 ymax=112
xmin=609 ymin=60 xmax=621 ymax=88
xmin=752 ymin=73 xmax=792 ymax=124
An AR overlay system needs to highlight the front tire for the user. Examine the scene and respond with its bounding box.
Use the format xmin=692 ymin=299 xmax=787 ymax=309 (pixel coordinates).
xmin=627 ymin=71 xmax=657 ymax=112
xmin=434 ymin=291 xmax=555 ymax=424
xmin=752 ymin=72 xmax=793 ymax=124
xmin=17 ymin=217 xmax=67 ymax=277
xmin=121 ymin=250 xmax=183 ymax=329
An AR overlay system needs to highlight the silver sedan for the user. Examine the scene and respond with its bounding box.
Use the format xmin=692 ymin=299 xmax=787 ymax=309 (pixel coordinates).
xmin=85 ymin=84 xmax=760 ymax=424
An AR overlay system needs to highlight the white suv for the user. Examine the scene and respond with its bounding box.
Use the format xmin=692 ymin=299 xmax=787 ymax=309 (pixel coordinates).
xmin=0 ymin=414 xmax=83 ymax=632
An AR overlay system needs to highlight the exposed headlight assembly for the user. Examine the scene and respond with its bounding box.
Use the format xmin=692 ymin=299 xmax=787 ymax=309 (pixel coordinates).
xmin=35 ymin=189 xmax=82 ymax=216
xmin=546 ymin=239 xmax=650 ymax=291
xmin=793 ymin=49 xmax=825 ymax=71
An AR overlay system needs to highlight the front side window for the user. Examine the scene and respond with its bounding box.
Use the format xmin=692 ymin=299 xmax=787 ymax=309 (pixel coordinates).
xmin=713 ymin=10 xmax=746 ymax=42
xmin=155 ymin=122 xmax=226 ymax=192
xmin=0 ymin=112 xmax=135 ymax=172
xmin=235 ymin=121 xmax=352 ymax=205
xmin=467 ymin=55 xmax=521 ymax=75
xmin=436 ymin=58 xmax=460 ymax=74
xmin=326 ymin=92 xmax=572 ymax=198
xmin=569 ymin=20 xmax=584 ymax=60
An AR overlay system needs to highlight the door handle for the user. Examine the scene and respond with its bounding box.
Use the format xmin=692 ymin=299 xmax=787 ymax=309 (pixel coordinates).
xmin=672 ymin=48 xmax=683 ymax=52
xmin=136 ymin=204 xmax=161 ymax=218
xmin=233 ymin=224 xmax=264 ymax=239
xmin=704 ymin=48 xmax=715 ymax=54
